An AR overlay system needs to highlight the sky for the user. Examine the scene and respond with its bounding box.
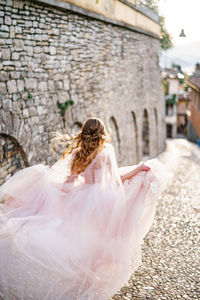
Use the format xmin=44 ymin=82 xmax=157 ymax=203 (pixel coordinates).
xmin=158 ymin=0 xmax=200 ymax=74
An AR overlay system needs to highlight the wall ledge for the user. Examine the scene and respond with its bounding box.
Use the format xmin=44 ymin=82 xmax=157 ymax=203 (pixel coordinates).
xmin=33 ymin=0 xmax=160 ymax=40
xmin=119 ymin=0 xmax=160 ymax=23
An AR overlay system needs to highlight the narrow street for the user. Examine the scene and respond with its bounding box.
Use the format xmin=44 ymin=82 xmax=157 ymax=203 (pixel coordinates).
xmin=112 ymin=139 xmax=200 ymax=300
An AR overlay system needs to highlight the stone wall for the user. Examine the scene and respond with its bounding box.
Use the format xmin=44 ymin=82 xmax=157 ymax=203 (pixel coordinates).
xmin=0 ymin=0 xmax=165 ymax=184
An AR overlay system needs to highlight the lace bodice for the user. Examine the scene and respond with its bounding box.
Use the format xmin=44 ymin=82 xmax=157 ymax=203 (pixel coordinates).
xmin=64 ymin=143 xmax=122 ymax=185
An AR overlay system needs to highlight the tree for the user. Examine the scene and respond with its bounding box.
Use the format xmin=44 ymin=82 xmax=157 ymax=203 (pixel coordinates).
xmin=138 ymin=0 xmax=173 ymax=50
xmin=139 ymin=0 xmax=160 ymax=12
xmin=159 ymin=15 xmax=173 ymax=50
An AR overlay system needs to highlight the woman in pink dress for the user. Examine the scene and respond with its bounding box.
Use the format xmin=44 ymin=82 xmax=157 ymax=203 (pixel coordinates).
xmin=0 ymin=118 xmax=161 ymax=300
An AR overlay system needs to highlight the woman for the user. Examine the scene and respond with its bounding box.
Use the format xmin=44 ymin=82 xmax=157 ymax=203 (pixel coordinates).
xmin=0 ymin=118 xmax=161 ymax=300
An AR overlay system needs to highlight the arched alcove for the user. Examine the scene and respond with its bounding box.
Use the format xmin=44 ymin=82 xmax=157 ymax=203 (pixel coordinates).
xmin=154 ymin=108 xmax=158 ymax=153
xmin=142 ymin=109 xmax=150 ymax=158
xmin=131 ymin=111 xmax=139 ymax=162
xmin=109 ymin=116 xmax=121 ymax=164
xmin=0 ymin=134 xmax=29 ymax=185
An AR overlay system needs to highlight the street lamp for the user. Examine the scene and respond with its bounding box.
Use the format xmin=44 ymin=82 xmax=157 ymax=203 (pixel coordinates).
xmin=179 ymin=29 xmax=186 ymax=38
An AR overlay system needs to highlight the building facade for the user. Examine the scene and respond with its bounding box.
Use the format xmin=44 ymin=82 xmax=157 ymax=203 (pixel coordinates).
xmin=0 ymin=0 xmax=166 ymax=184
xmin=186 ymin=75 xmax=200 ymax=141
xmin=162 ymin=69 xmax=179 ymax=138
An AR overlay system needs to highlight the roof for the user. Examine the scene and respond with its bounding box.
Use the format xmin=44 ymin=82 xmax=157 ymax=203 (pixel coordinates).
xmin=187 ymin=77 xmax=200 ymax=91
xmin=178 ymin=97 xmax=191 ymax=102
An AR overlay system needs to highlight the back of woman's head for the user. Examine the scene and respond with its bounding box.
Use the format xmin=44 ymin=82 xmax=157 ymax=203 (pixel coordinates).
xmin=53 ymin=118 xmax=110 ymax=175
xmin=81 ymin=118 xmax=106 ymax=150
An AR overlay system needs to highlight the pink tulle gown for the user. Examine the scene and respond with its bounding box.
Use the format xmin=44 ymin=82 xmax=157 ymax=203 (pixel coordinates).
xmin=0 ymin=143 xmax=161 ymax=300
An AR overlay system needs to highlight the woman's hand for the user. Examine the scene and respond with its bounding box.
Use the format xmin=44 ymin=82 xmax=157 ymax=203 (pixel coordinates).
xmin=120 ymin=163 xmax=150 ymax=183
xmin=137 ymin=163 xmax=150 ymax=173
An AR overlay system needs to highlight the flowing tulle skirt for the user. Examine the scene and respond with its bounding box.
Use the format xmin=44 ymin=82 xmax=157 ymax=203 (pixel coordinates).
xmin=0 ymin=161 xmax=162 ymax=300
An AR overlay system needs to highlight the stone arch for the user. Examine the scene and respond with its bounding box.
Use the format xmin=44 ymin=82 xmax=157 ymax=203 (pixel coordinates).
xmin=154 ymin=107 xmax=158 ymax=153
xmin=109 ymin=116 xmax=121 ymax=163
xmin=142 ymin=109 xmax=150 ymax=158
xmin=131 ymin=111 xmax=139 ymax=162
xmin=0 ymin=133 xmax=29 ymax=185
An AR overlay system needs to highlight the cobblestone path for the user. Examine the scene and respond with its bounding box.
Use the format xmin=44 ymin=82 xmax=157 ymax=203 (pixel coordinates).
xmin=112 ymin=139 xmax=200 ymax=300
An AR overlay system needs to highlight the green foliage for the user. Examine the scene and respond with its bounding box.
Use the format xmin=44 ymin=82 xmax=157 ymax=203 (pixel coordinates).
xmin=140 ymin=0 xmax=160 ymax=12
xmin=24 ymin=86 xmax=33 ymax=99
xmin=96 ymin=0 xmax=99 ymax=3
xmin=159 ymin=15 xmax=173 ymax=50
xmin=27 ymin=93 xmax=33 ymax=99
xmin=57 ymin=100 xmax=74 ymax=117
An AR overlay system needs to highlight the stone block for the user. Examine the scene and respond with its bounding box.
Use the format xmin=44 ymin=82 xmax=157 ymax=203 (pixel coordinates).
xmin=15 ymin=26 xmax=22 ymax=34
xmin=44 ymin=46 xmax=49 ymax=53
xmin=50 ymin=46 xmax=56 ymax=55
xmin=50 ymin=28 xmax=59 ymax=35
xmin=23 ymin=108 xmax=29 ymax=118
xmin=55 ymin=81 xmax=63 ymax=90
xmin=33 ymin=21 xmax=38 ymax=28
xmin=38 ymin=81 xmax=47 ymax=92
xmin=25 ymin=78 xmax=37 ymax=90
xmin=54 ymin=74 xmax=63 ymax=81
xmin=11 ymin=114 xmax=20 ymax=133
xmin=2 ymin=48 xmax=11 ymax=60
xmin=48 ymin=80 xmax=55 ymax=91
xmin=12 ymin=52 xmax=19 ymax=60
xmin=5 ymin=39 xmax=12 ymax=45
xmin=0 ymin=38 xmax=6 ymax=45
xmin=13 ymin=39 xmax=24 ymax=51
xmin=7 ymin=80 xmax=17 ymax=93
xmin=0 ymin=82 xmax=7 ymax=94
xmin=0 ymin=25 xmax=9 ymax=32
xmin=42 ymin=34 xmax=48 ymax=41
xmin=17 ymin=79 xmax=24 ymax=92
xmin=2 ymin=111 xmax=12 ymax=129
xmin=3 ymin=99 xmax=12 ymax=110
xmin=35 ymin=34 xmax=42 ymax=41
xmin=13 ymin=0 xmax=24 ymax=9
xmin=2 ymin=60 xmax=14 ymax=66
xmin=34 ymin=46 xmax=41 ymax=53
xmin=25 ymin=20 xmax=32 ymax=27
xmin=12 ymin=19 xmax=17 ymax=25
xmin=0 ymin=31 xmax=9 ymax=38
xmin=37 ymin=106 xmax=46 ymax=115
xmin=26 ymin=46 xmax=33 ymax=56
xmin=12 ymin=93 xmax=20 ymax=101
xmin=28 ymin=106 xmax=37 ymax=117
xmin=10 ymin=71 xmax=20 ymax=79
xmin=6 ymin=0 xmax=13 ymax=6
xmin=5 ymin=15 xmax=11 ymax=25
xmin=64 ymin=79 xmax=70 ymax=91
xmin=10 ymin=26 xmax=15 ymax=38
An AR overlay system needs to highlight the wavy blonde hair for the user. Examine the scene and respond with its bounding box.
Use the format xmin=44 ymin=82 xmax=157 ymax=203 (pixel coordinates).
xmin=53 ymin=118 xmax=110 ymax=175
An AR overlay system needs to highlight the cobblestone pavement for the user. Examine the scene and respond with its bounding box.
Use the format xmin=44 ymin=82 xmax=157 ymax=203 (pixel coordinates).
xmin=112 ymin=139 xmax=200 ymax=300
